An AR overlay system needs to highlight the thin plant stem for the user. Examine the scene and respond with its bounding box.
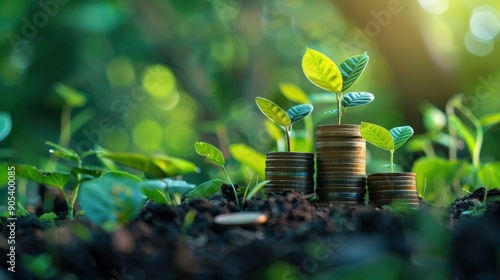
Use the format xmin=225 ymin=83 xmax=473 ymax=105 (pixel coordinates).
xmin=60 ymin=189 xmax=71 ymax=218
xmin=336 ymin=93 xmax=342 ymax=125
xmin=286 ymin=127 xmax=291 ymax=152
xmin=390 ymin=150 xmax=394 ymax=173
xmin=223 ymin=167 xmax=240 ymax=208
xmin=69 ymin=159 xmax=83 ymax=218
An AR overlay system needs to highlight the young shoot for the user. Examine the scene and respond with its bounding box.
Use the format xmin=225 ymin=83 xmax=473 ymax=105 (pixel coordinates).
xmin=194 ymin=141 xmax=240 ymax=208
xmin=255 ymin=97 xmax=313 ymax=152
xmin=360 ymin=122 xmax=414 ymax=173
xmin=302 ymin=48 xmax=373 ymax=124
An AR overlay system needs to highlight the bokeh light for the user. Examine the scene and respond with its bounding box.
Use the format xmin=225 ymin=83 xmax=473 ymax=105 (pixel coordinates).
xmin=469 ymin=6 xmax=500 ymax=41
xmin=106 ymin=57 xmax=136 ymax=87
xmin=132 ymin=119 xmax=163 ymax=152
xmin=142 ymin=64 xmax=177 ymax=99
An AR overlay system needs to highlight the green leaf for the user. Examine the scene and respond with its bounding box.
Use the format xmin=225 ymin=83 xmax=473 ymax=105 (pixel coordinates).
xmin=255 ymin=97 xmax=291 ymax=128
xmin=449 ymin=115 xmax=476 ymax=157
xmin=360 ymin=122 xmax=394 ymax=151
xmin=412 ymin=158 xmax=470 ymax=206
xmin=140 ymin=181 xmax=171 ymax=205
xmin=97 ymin=151 xmax=165 ymax=178
xmin=341 ymin=92 xmax=374 ymax=108
xmin=286 ymin=104 xmax=313 ymax=124
xmin=421 ymin=102 xmax=446 ymax=132
xmin=339 ymin=52 xmax=369 ymax=92
xmin=140 ymin=179 xmax=195 ymax=196
xmin=71 ymin=166 xmax=107 ymax=179
xmin=194 ymin=142 xmax=225 ymax=167
xmin=302 ymin=48 xmax=343 ymax=93
xmin=390 ymin=126 xmax=414 ymax=150
xmin=480 ymin=113 xmax=500 ymax=131
xmin=280 ymin=83 xmax=309 ymax=103
xmin=46 ymin=141 xmax=79 ymax=162
xmin=37 ymin=212 xmax=57 ymax=222
xmin=246 ymin=180 xmax=269 ymax=200
xmin=152 ymin=155 xmax=200 ymax=176
xmin=185 ymin=179 xmax=225 ymax=203
xmin=79 ymin=171 xmax=143 ymax=232
xmin=478 ymin=162 xmax=500 ymax=189
xmin=229 ymin=144 xmax=266 ymax=179
xmin=54 ymin=83 xmax=87 ymax=107
xmin=14 ymin=164 xmax=70 ymax=190
xmin=0 ymin=112 xmax=12 ymax=142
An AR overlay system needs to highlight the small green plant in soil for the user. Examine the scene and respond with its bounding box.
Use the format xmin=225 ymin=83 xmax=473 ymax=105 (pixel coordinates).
xmin=194 ymin=141 xmax=269 ymax=208
xmin=194 ymin=141 xmax=240 ymax=207
xmin=302 ymin=48 xmax=374 ymax=124
xmin=360 ymin=122 xmax=414 ymax=173
xmin=255 ymin=97 xmax=313 ymax=152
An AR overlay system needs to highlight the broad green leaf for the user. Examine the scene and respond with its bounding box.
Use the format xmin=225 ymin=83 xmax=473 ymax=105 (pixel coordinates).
xmin=46 ymin=141 xmax=79 ymax=162
xmin=0 ymin=112 xmax=12 ymax=142
xmin=360 ymin=122 xmax=394 ymax=151
xmin=265 ymin=120 xmax=283 ymax=141
xmin=54 ymin=83 xmax=87 ymax=107
xmin=286 ymin=104 xmax=313 ymax=124
xmin=246 ymin=180 xmax=269 ymax=200
xmin=79 ymin=171 xmax=143 ymax=232
xmin=140 ymin=179 xmax=195 ymax=196
xmin=339 ymin=52 xmax=369 ymax=92
xmin=480 ymin=113 xmax=500 ymax=131
xmin=478 ymin=162 xmax=500 ymax=189
xmin=185 ymin=179 xmax=225 ymax=203
xmin=302 ymin=48 xmax=342 ymax=93
xmin=341 ymin=92 xmax=374 ymax=108
xmin=449 ymin=115 xmax=476 ymax=157
xmin=139 ymin=181 xmax=171 ymax=205
xmin=229 ymin=144 xmax=265 ymax=179
xmin=280 ymin=83 xmax=309 ymax=103
xmin=194 ymin=142 xmax=225 ymax=167
xmin=255 ymin=97 xmax=291 ymax=127
xmin=37 ymin=212 xmax=57 ymax=222
xmin=308 ymin=93 xmax=337 ymax=103
xmin=98 ymin=151 xmax=165 ymax=178
xmin=152 ymin=155 xmax=200 ymax=176
xmin=14 ymin=164 xmax=70 ymax=190
xmin=421 ymin=102 xmax=446 ymax=132
xmin=390 ymin=126 xmax=414 ymax=150
xmin=71 ymin=166 xmax=107 ymax=179
xmin=412 ymin=158 xmax=470 ymax=206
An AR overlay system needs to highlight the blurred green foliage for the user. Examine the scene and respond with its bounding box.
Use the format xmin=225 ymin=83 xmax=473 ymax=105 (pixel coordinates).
xmin=0 ymin=0 xmax=499 ymax=185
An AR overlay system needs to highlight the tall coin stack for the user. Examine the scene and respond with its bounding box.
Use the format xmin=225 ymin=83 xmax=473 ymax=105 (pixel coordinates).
xmin=367 ymin=173 xmax=420 ymax=209
xmin=264 ymin=152 xmax=315 ymax=195
xmin=315 ymin=125 xmax=367 ymax=206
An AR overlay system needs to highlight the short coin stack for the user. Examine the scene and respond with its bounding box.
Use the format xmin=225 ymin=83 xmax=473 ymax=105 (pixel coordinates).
xmin=264 ymin=152 xmax=315 ymax=194
xmin=315 ymin=125 xmax=367 ymax=206
xmin=367 ymin=173 xmax=420 ymax=209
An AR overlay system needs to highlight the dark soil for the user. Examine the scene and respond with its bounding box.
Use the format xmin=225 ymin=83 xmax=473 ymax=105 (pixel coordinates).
xmin=1 ymin=189 xmax=500 ymax=280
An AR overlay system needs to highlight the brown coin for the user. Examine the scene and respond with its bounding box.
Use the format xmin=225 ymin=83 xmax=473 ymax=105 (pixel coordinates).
xmin=265 ymin=171 xmax=315 ymax=177
xmin=314 ymin=192 xmax=365 ymax=199
xmin=316 ymin=141 xmax=366 ymax=148
xmin=266 ymin=166 xmax=315 ymax=172
xmin=315 ymin=186 xmax=366 ymax=193
xmin=368 ymin=185 xmax=417 ymax=191
xmin=369 ymin=193 xmax=419 ymax=200
xmin=266 ymin=152 xmax=314 ymax=158
xmin=372 ymin=198 xmax=420 ymax=205
xmin=367 ymin=173 xmax=416 ymax=179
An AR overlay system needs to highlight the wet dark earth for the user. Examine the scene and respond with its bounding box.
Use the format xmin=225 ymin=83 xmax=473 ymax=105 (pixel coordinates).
xmin=1 ymin=188 xmax=500 ymax=280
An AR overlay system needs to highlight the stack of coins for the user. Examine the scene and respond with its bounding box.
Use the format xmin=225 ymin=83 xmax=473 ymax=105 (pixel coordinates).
xmin=315 ymin=125 xmax=367 ymax=206
xmin=264 ymin=152 xmax=315 ymax=194
xmin=367 ymin=173 xmax=420 ymax=209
